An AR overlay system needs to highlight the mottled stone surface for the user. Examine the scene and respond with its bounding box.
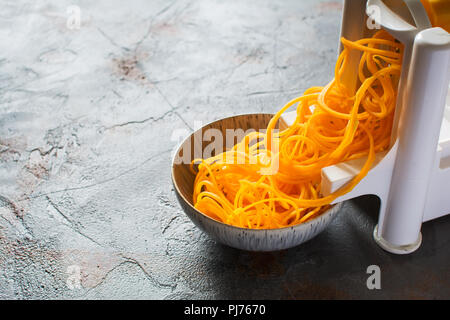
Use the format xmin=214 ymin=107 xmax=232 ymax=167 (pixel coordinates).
xmin=0 ymin=0 xmax=449 ymax=300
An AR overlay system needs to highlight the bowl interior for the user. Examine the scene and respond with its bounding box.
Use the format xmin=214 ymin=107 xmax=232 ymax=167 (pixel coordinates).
xmin=172 ymin=113 xmax=287 ymax=209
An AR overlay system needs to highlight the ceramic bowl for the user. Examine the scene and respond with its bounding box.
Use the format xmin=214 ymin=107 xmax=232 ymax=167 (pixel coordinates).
xmin=171 ymin=113 xmax=342 ymax=251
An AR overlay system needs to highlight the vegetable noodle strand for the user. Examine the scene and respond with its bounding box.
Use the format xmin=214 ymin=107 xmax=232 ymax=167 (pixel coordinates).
xmin=192 ymin=30 xmax=403 ymax=229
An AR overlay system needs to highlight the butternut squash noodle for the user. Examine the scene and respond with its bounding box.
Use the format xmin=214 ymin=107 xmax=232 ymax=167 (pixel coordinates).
xmin=192 ymin=30 xmax=403 ymax=229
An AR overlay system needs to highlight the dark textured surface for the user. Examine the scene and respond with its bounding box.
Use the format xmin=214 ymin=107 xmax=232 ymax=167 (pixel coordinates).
xmin=0 ymin=0 xmax=449 ymax=299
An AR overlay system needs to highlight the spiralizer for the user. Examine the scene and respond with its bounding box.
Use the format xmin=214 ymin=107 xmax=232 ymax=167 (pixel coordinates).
xmin=284 ymin=0 xmax=450 ymax=254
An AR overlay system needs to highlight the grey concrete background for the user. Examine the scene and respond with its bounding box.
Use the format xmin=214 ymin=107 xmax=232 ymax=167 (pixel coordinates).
xmin=0 ymin=0 xmax=449 ymax=299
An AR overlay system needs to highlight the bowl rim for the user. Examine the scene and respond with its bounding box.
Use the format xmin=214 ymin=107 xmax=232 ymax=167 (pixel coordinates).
xmin=170 ymin=112 xmax=342 ymax=233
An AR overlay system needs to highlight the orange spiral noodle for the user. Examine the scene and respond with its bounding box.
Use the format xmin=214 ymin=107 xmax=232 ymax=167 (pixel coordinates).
xmin=192 ymin=30 xmax=403 ymax=229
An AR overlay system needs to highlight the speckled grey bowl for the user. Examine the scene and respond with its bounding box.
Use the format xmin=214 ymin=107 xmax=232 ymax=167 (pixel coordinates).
xmin=171 ymin=113 xmax=342 ymax=251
